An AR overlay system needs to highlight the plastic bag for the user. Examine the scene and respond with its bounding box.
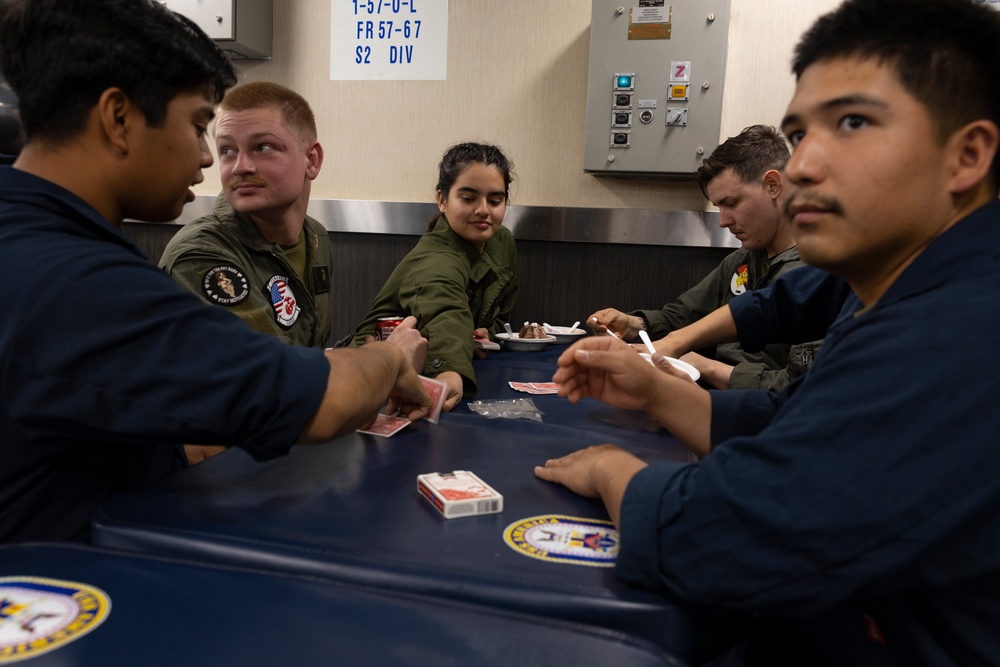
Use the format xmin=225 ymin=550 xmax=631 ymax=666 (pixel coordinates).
xmin=467 ymin=398 xmax=544 ymax=422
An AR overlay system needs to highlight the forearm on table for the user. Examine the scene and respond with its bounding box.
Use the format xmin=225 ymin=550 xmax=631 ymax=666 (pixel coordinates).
xmin=596 ymin=453 xmax=649 ymax=527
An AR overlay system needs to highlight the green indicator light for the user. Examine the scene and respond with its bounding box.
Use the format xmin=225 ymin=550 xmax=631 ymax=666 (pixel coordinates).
xmin=616 ymin=75 xmax=632 ymax=88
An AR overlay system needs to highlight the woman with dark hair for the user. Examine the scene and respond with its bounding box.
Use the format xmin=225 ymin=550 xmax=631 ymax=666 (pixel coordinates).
xmin=351 ymin=142 xmax=519 ymax=411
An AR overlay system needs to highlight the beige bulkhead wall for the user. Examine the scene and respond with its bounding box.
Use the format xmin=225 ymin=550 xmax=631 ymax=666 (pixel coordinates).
xmin=192 ymin=0 xmax=841 ymax=211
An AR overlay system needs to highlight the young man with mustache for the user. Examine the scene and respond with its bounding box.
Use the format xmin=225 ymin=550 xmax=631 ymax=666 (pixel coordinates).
xmin=535 ymin=0 xmax=1000 ymax=663
xmin=160 ymin=81 xmax=336 ymax=347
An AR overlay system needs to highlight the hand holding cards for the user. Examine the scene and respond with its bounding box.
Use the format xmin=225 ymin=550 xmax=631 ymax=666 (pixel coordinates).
xmin=418 ymin=375 xmax=447 ymax=424
xmin=358 ymin=375 xmax=448 ymax=437
xmin=474 ymin=336 xmax=500 ymax=351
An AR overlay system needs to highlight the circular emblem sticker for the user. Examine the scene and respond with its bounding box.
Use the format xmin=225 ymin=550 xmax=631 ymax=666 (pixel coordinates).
xmin=202 ymin=266 xmax=249 ymax=305
xmin=0 ymin=576 xmax=111 ymax=663
xmin=267 ymin=275 xmax=300 ymax=327
xmin=730 ymin=262 xmax=749 ymax=296
xmin=503 ymin=515 xmax=619 ymax=567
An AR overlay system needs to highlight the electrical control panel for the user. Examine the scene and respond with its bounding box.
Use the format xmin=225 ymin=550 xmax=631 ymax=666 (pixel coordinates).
xmin=161 ymin=0 xmax=272 ymax=60
xmin=583 ymin=0 xmax=731 ymax=177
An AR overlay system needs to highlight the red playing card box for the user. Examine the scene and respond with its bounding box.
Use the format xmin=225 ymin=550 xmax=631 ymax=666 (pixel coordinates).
xmin=417 ymin=471 xmax=503 ymax=519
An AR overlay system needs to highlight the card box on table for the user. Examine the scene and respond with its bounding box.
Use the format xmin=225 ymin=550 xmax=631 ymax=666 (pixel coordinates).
xmin=417 ymin=470 xmax=503 ymax=518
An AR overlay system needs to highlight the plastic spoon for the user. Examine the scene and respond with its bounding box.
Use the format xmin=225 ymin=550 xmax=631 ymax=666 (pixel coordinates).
xmin=638 ymin=329 xmax=657 ymax=356
xmin=504 ymin=323 xmax=514 ymax=336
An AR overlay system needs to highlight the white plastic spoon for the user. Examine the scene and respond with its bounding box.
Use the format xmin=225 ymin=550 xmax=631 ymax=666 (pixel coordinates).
xmin=638 ymin=329 xmax=657 ymax=356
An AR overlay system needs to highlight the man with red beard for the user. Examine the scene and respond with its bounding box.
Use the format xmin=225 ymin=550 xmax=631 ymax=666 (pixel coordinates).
xmin=160 ymin=81 xmax=334 ymax=347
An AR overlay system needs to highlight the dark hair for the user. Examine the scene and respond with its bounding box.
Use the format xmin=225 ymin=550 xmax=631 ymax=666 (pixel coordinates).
xmin=792 ymin=0 xmax=1000 ymax=190
xmin=0 ymin=0 xmax=237 ymax=144
xmin=0 ymin=112 xmax=21 ymax=156
xmin=695 ymin=125 xmax=789 ymax=199
xmin=220 ymin=81 xmax=318 ymax=144
xmin=429 ymin=142 xmax=515 ymax=231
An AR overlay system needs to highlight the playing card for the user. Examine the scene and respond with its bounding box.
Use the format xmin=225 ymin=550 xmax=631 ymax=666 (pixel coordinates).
xmin=528 ymin=382 xmax=560 ymax=392
xmin=508 ymin=381 xmax=559 ymax=395
xmin=474 ymin=337 xmax=500 ymax=351
xmin=420 ymin=375 xmax=447 ymax=424
xmin=358 ymin=413 xmax=411 ymax=437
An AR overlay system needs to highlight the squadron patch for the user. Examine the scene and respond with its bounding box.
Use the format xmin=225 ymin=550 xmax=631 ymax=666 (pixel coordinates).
xmin=730 ymin=262 xmax=749 ymax=295
xmin=202 ymin=266 xmax=249 ymax=305
xmin=0 ymin=576 xmax=111 ymax=663
xmin=267 ymin=275 xmax=300 ymax=327
xmin=503 ymin=515 xmax=619 ymax=567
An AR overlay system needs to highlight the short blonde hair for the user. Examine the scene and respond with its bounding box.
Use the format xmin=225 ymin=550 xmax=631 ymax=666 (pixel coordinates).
xmin=218 ymin=81 xmax=317 ymax=143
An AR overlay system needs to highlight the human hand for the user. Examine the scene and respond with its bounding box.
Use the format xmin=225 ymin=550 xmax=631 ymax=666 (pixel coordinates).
xmin=183 ymin=444 xmax=227 ymax=465
xmin=586 ymin=308 xmax=641 ymax=341
xmin=472 ymin=327 xmax=490 ymax=360
xmin=552 ymin=336 xmax=662 ymax=410
xmin=435 ymin=371 xmax=465 ymax=412
xmin=678 ymin=352 xmax=732 ymax=389
xmin=385 ymin=315 xmax=428 ymax=374
xmin=651 ymin=331 xmax=687 ymax=359
xmin=636 ymin=348 xmax=699 ymax=383
xmin=383 ymin=346 xmax=432 ymax=421
xmin=534 ymin=444 xmax=648 ymax=526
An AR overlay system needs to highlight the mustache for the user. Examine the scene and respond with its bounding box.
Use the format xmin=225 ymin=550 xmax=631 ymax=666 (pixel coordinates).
xmin=227 ymin=177 xmax=266 ymax=190
xmin=784 ymin=192 xmax=845 ymax=219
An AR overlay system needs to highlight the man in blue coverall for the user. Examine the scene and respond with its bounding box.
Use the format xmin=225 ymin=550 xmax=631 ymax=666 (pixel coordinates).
xmin=0 ymin=0 xmax=430 ymax=543
xmin=535 ymin=0 xmax=1000 ymax=664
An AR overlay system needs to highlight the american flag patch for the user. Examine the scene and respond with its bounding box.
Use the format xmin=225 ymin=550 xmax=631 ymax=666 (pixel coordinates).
xmin=266 ymin=275 xmax=300 ymax=327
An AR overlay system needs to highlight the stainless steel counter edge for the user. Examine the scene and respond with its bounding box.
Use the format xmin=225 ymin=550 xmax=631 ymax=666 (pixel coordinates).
xmin=142 ymin=195 xmax=735 ymax=249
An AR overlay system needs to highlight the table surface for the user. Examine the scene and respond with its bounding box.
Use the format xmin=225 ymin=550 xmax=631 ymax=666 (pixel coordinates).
xmin=0 ymin=543 xmax=683 ymax=666
xmin=93 ymin=345 xmax=734 ymax=662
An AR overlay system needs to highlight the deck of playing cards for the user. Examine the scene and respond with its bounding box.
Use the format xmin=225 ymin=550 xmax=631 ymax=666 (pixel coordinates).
xmin=419 ymin=375 xmax=447 ymax=424
xmin=474 ymin=336 xmax=500 ymax=351
xmin=508 ymin=381 xmax=559 ymax=395
xmin=417 ymin=471 xmax=503 ymax=519
xmin=357 ymin=413 xmax=411 ymax=437
xmin=358 ymin=375 xmax=448 ymax=437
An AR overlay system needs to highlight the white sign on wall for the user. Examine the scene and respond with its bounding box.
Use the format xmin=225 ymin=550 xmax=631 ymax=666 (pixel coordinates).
xmin=330 ymin=0 xmax=448 ymax=80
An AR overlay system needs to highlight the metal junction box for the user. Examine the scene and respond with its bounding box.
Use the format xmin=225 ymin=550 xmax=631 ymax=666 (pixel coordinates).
xmin=583 ymin=0 xmax=730 ymax=177
xmin=162 ymin=0 xmax=272 ymax=60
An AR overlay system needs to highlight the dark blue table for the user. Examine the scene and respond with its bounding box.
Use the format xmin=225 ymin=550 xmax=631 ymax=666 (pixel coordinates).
xmin=92 ymin=346 xmax=736 ymax=664
xmin=0 ymin=543 xmax=682 ymax=665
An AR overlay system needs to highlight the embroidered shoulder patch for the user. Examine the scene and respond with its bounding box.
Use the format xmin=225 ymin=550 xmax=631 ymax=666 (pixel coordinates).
xmin=730 ymin=262 xmax=749 ymax=296
xmin=267 ymin=275 xmax=300 ymax=327
xmin=0 ymin=576 xmax=111 ymax=662
xmin=503 ymin=515 xmax=619 ymax=567
xmin=202 ymin=266 xmax=250 ymax=305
